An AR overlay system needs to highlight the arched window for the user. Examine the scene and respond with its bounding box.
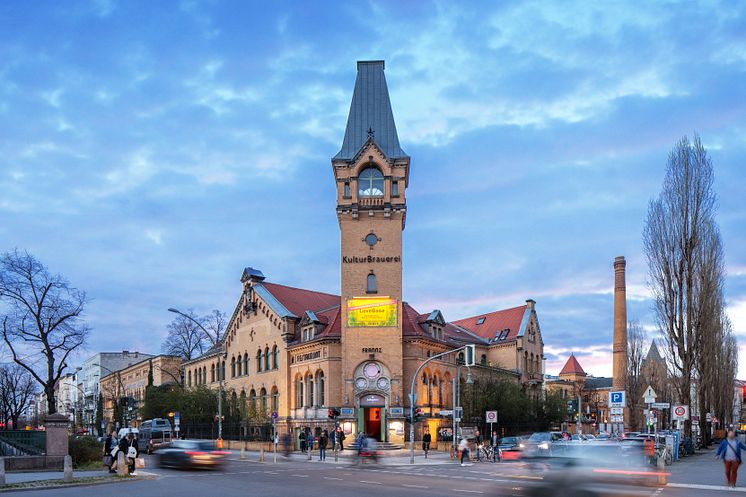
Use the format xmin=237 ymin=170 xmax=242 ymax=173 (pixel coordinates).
xmin=367 ymin=273 xmax=377 ymax=294
xmin=221 ymin=361 xmax=226 ymax=381
xmin=257 ymin=349 xmax=262 ymax=372
xmin=231 ymin=357 xmax=236 ymax=378
xmin=480 ymin=354 xmax=487 ymax=366
xmin=260 ymin=387 xmax=268 ymax=414
xmin=271 ymin=386 xmax=279 ymax=412
xmin=264 ymin=347 xmax=270 ymax=371
xmin=305 ymin=374 xmax=314 ymax=407
xmin=211 ymin=364 xmax=215 ymax=383
xmin=237 ymin=355 xmax=242 ymax=376
xmin=272 ymin=345 xmax=278 ymax=369
xmin=296 ymin=377 xmax=304 ymax=408
xmin=249 ymin=389 xmax=257 ymax=411
xmin=196 ymin=369 xmax=201 ymax=385
xmin=244 ymin=353 xmax=249 ymax=375
xmin=358 ymin=167 xmax=384 ymax=196
xmin=203 ymin=366 xmax=207 ymax=384
xmin=187 ymin=370 xmax=192 ymax=387
xmin=316 ymin=371 xmax=325 ymax=407
xmin=457 ymin=352 xmax=464 ymax=364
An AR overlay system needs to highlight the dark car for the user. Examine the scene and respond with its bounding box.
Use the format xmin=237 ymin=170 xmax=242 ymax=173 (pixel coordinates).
xmin=498 ymin=436 xmax=520 ymax=451
xmin=157 ymin=440 xmax=228 ymax=469
xmin=521 ymin=432 xmax=566 ymax=458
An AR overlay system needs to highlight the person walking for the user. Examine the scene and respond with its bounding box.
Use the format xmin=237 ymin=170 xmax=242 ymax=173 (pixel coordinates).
xmin=474 ymin=429 xmax=482 ymax=462
xmin=422 ymin=430 xmax=432 ymax=459
xmin=717 ymin=430 xmax=746 ymax=487
xmin=490 ymin=430 xmax=500 ymax=462
xmin=319 ymin=429 xmax=329 ymax=461
xmin=118 ymin=431 xmax=139 ymax=475
xmin=299 ymin=429 xmax=307 ymax=453
xmin=337 ymin=427 xmax=346 ymax=451
xmin=306 ymin=427 xmax=314 ymax=452
xmin=103 ymin=428 xmax=117 ymax=473
xmin=459 ymin=436 xmax=470 ymax=466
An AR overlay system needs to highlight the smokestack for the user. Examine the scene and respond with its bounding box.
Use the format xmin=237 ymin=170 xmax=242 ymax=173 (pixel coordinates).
xmin=612 ymin=256 xmax=627 ymax=391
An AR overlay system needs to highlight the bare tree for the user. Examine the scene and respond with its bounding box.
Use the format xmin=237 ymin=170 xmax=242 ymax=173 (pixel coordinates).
xmin=643 ymin=134 xmax=720 ymax=436
xmin=0 ymin=250 xmax=89 ymax=415
xmin=201 ymin=309 xmax=227 ymax=349
xmin=626 ymin=321 xmax=645 ymax=430
xmin=162 ymin=310 xmax=206 ymax=361
xmin=1 ymin=365 xmax=37 ymax=429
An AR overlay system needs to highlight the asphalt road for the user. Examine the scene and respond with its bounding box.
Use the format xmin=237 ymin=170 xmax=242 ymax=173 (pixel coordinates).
xmin=12 ymin=456 xmax=740 ymax=497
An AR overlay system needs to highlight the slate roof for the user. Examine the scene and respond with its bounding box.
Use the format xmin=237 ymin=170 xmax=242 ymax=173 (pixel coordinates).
xmin=261 ymin=282 xmax=340 ymax=318
xmin=559 ymin=354 xmax=587 ymax=375
xmin=334 ymin=61 xmax=408 ymax=161
xmin=450 ymin=305 xmax=529 ymax=343
xmin=645 ymin=340 xmax=665 ymax=365
xmin=584 ymin=377 xmax=613 ymax=389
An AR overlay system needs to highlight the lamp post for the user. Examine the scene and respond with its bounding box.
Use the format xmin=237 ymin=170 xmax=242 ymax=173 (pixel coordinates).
xmin=93 ymin=363 xmax=127 ymax=429
xmin=168 ymin=307 xmax=226 ymax=443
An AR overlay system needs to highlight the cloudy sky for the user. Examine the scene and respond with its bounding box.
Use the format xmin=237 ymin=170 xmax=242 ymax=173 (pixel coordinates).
xmin=1 ymin=1 xmax=745 ymax=378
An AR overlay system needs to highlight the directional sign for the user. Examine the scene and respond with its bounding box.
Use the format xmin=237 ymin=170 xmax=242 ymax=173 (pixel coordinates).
xmin=673 ymin=405 xmax=689 ymax=420
xmin=486 ymin=411 xmax=498 ymax=423
xmin=652 ymin=403 xmax=670 ymax=409
xmin=609 ymin=391 xmax=626 ymax=408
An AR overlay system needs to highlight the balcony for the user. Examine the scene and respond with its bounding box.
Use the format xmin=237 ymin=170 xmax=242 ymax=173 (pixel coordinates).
xmin=359 ymin=196 xmax=384 ymax=208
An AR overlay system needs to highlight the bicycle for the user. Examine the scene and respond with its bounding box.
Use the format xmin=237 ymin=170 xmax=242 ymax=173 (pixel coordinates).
xmin=477 ymin=443 xmax=494 ymax=462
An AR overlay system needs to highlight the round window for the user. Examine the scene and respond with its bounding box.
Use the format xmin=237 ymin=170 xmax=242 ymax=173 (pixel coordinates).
xmin=363 ymin=362 xmax=381 ymax=379
xmin=376 ymin=377 xmax=389 ymax=390
xmin=355 ymin=377 xmax=368 ymax=389
xmin=365 ymin=233 xmax=379 ymax=247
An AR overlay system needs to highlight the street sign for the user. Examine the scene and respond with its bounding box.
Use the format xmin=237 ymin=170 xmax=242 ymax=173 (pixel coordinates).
xmin=485 ymin=411 xmax=498 ymax=423
xmin=692 ymin=420 xmax=699 ymax=426
xmin=673 ymin=405 xmax=689 ymax=420
xmin=271 ymin=411 xmax=278 ymax=419
xmin=340 ymin=407 xmax=354 ymax=417
xmin=455 ymin=407 xmax=463 ymax=418
xmin=610 ymin=407 xmax=623 ymax=415
xmin=610 ymin=415 xmax=624 ymax=423
xmin=609 ymin=391 xmax=626 ymax=408
xmin=643 ymin=385 xmax=657 ymax=404
xmin=439 ymin=410 xmax=453 ymax=417
xmin=174 ymin=411 xmax=180 ymax=426
xmin=652 ymin=402 xmax=670 ymax=409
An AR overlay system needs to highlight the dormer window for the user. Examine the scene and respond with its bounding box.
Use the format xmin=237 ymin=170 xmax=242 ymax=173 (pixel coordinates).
xmin=498 ymin=329 xmax=509 ymax=341
xmin=358 ymin=167 xmax=384 ymax=196
xmin=476 ymin=317 xmax=486 ymax=325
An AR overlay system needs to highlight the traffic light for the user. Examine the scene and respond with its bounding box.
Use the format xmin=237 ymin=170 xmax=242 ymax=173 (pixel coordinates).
xmin=414 ymin=408 xmax=425 ymax=422
xmin=327 ymin=408 xmax=340 ymax=420
xmin=464 ymin=344 xmax=476 ymax=367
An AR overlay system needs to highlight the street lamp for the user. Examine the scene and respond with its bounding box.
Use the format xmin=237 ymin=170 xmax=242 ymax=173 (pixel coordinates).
xmin=168 ymin=307 xmax=226 ymax=444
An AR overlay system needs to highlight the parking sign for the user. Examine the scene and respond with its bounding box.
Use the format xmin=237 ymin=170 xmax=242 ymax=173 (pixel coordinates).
xmin=609 ymin=391 xmax=626 ymax=408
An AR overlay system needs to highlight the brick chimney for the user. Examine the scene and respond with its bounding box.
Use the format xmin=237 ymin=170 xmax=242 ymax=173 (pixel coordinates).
xmin=612 ymin=256 xmax=627 ymax=391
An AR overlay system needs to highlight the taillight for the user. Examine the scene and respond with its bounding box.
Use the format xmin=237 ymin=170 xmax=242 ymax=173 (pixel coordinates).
xmin=185 ymin=451 xmax=207 ymax=456
xmin=212 ymin=451 xmax=230 ymax=455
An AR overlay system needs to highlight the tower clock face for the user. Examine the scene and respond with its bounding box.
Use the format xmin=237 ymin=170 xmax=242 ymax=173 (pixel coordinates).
xmin=363 ymin=362 xmax=381 ymax=378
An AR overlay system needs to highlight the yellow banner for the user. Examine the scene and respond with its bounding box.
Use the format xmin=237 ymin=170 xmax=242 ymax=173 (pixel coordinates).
xmin=347 ymin=297 xmax=397 ymax=327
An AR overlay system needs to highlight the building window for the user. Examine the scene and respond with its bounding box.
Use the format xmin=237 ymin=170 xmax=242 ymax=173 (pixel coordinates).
xmin=264 ymin=347 xmax=270 ymax=371
xmin=231 ymin=357 xmax=236 ymax=378
xmin=391 ymin=180 xmax=399 ymax=196
xmin=244 ymin=353 xmax=249 ymax=375
xmin=296 ymin=377 xmax=304 ymax=408
xmin=367 ymin=272 xmax=377 ymax=294
xmin=358 ymin=167 xmax=384 ymax=196
xmin=187 ymin=370 xmax=192 ymax=387
xmin=204 ymin=366 xmax=207 ymax=384
xmin=343 ymin=182 xmax=350 ymax=198
xmin=250 ymin=389 xmax=257 ymax=411
xmin=260 ymin=387 xmax=268 ymax=414
xmin=476 ymin=317 xmax=486 ymax=325
xmin=271 ymin=387 xmax=279 ymax=412
xmin=272 ymin=345 xmax=278 ymax=369
xmin=211 ymin=364 xmax=215 ymax=383
xmin=480 ymin=354 xmax=487 ymax=366
xmin=257 ymin=349 xmax=262 ymax=372
xmin=237 ymin=355 xmax=242 ymax=376
xmin=365 ymin=233 xmax=379 ymax=247
xmin=316 ymin=371 xmax=325 ymax=407
xmin=306 ymin=375 xmax=314 ymax=407
xmin=457 ymin=352 xmax=464 ymax=364
xmin=221 ymin=361 xmax=226 ymax=380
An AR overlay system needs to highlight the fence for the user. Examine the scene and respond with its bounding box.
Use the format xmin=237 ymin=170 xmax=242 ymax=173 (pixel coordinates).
xmin=0 ymin=430 xmax=46 ymax=455
xmin=179 ymin=421 xmax=273 ymax=441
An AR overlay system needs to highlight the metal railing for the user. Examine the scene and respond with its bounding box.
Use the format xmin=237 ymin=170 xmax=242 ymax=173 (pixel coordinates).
xmin=0 ymin=430 xmax=46 ymax=455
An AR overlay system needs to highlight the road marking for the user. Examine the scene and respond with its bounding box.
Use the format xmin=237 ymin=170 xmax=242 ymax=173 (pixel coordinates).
xmin=402 ymin=484 xmax=429 ymax=489
xmin=360 ymin=480 xmax=382 ymax=485
xmin=291 ymin=474 xmax=309 ymax=477
xmin=667 ymin=483 xmax=746 ymax=492
xmin=452 ymin=490 xmax=483 ymax=494
xmin=324 ymin=477 xmax=343 ymax=480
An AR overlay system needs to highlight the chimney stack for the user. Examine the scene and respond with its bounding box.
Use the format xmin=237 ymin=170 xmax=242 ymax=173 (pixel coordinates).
xmin=612 ymin=256 xmax=627 ymax=391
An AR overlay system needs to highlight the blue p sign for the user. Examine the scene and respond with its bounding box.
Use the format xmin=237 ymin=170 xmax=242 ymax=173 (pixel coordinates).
xmin=611 ymin=392 xmax=622 ymax=403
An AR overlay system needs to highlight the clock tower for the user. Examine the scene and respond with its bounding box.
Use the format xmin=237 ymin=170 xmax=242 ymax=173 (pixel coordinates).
xmin=331 ymin=61 xmax=409 ymax=441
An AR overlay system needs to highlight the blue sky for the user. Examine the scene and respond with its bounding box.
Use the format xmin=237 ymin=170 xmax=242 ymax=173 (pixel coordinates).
xmin=1 ymin=0 xmax=745 ymax=378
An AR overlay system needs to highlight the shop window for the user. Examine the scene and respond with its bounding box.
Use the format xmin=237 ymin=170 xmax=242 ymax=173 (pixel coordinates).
xmin=367 ymin=273 xmax=377 ymax=294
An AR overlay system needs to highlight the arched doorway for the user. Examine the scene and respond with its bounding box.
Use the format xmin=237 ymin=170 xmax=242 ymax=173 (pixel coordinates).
xmin=358 ymin=393 xmax=386 ymax=441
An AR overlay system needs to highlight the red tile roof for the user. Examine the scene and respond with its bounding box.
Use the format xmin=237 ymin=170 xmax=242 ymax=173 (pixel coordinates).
xmin=451 ymin=305 xmax=527 ymax=342
xmin=315 ymin=306 xmax=342 ymax=338
xmin=262 ymin=282 xmax=340 ymax=316
xmin=559 ymin=355 xmax=586 ymax=375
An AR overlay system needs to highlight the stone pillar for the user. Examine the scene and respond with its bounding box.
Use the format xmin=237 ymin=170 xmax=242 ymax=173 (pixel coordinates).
xmin=612 ymin=256 xmax=628 ymax=391
xmin=43 ymin=414 xmax=70 ymax=457
xmin=63 ymin=455 xmax=73 ymax=483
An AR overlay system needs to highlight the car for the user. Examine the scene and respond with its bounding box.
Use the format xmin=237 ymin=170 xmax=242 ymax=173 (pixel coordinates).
xmin=498 ymin=436 xmax=519 ymax=450
xmin=157 ymin=440 xmax=229 ymax=470
xmin=584 ymin=434 xmax=597 ymax=441
xmin=521 ymin=432 xmax=566 ymax=457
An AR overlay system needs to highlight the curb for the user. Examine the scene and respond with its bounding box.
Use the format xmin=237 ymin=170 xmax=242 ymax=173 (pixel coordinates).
xmin=1 ymin=473 xmax=158 ymax=493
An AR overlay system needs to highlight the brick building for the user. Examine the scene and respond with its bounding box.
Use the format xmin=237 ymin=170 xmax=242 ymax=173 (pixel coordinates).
xmin=183 ymin=60 xmax=545 ymax=444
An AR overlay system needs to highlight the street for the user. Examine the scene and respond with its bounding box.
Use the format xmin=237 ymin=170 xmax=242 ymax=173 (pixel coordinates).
xmin=12 ymin=453 xmax=740 ymax=497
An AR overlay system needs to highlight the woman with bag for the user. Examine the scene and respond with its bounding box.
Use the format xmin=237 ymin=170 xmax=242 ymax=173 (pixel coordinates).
xmin=118 ymin=432 xmax=140 ymax=475
xmin=716 ymin=430 xmax=746 ymax=487
xmin=103 ymin=429 xmax=117 ymax=473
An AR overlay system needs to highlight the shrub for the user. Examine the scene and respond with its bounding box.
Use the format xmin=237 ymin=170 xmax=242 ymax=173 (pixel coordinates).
xmin=68 ymin=436 xmax=102 ymax=468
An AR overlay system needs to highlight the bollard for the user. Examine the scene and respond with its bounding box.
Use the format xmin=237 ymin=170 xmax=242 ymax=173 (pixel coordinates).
xmin=1 ymin=456 xmax=5 ymax=486
xmin=117 ymin=451 xmax=127 ymax=476
xmin=657 ymin=449 xmax=668 ymax=486
xmin=240 ymin=447 xmax=246 ymax=460
xmin=334 ymin=445 xmax=338 ymax=463
xmin=259 ymin=446 xmax=265 ymax=462
xmin=63 ymin=455 xmax=73 ymax=483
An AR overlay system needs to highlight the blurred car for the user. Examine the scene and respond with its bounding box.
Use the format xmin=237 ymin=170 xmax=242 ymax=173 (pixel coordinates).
xmin=157 ymin=440 xmax=229 ymax=469
xmin=521 ymin=432 xmax=567 ymax=457
xmin=584 ymin=434 xmax=597 ymax=441
xmin=498 ymin=436 xmax=520 ymax=451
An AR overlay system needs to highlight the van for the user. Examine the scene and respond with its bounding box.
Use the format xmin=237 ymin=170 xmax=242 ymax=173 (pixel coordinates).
xmin=118 ymin=427 xmax=140 ymax=439
xmin=139 ymin=418 xmax=173 ymax=454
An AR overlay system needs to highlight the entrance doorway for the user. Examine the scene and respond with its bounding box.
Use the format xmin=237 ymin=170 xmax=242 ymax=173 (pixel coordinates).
xmin=364 ymin=407 xmax=382 ymax=441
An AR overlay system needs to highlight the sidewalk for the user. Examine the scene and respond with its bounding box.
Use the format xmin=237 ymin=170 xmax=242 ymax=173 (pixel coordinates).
xmin=224 ymin=448 xmax=457 ymax=466
xmin=666 ymin=447 xmax=746 ymax=488
xmin=4 ymin=469 xmax=111 ymax=485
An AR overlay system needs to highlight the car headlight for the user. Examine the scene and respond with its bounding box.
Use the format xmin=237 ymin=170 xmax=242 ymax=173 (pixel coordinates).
xmin=518 ymin=443 xmax=525 ymax=448
xmin=538 ymin=442 xmax=549 ymax=450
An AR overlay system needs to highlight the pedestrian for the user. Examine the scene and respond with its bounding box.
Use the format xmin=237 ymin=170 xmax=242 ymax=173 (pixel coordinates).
xmin=717 ymin=430 xmax=746 ymax=487
xmin=490 ymin=430 xmax=500 ymax=462
xmin=474 ymin=429 xmax=482 ymax=462
xmin=422 ymin=430 xmax=432 ymax=458
xmin=103 ymin=428 xmax=117 ymax=473
xmin=306 ymin=427 xmax=314 ymax=452
xmin=459 ymin=436 xmax=470 ymax=466
xmin=299 ymin=429 xmax=307 ymax=453
xmin=319 ymin=429 xmax=329 ymax=461
xmin=118 ymin=431 xmax=139 ymax=475
xmin=338 ymin=427 xmax=346 ymax=451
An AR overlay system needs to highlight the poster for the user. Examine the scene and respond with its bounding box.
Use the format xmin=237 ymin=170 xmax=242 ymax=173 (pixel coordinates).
xmin=347 ymin=297 xmax=397 ymax=327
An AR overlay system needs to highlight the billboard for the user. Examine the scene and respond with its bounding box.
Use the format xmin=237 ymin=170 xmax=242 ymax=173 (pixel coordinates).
xmin=347 ymin=297 xmax=397 ymax=327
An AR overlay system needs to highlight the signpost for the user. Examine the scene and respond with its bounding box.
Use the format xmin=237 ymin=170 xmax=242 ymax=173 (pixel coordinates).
xmin=174 ymin=411 xmax=180 ymax=436
xmin=486 ymin=410 xmax=497 ymax=437
xmin=271 ymin=411 xmax=278 ymax=464
xmin=609 ymin=391 xmax=626 ymax=433
xmin=673 ymin=405 xmax=689 ymax=430
xmin=642 ymin=386 xmax=657 ymax=437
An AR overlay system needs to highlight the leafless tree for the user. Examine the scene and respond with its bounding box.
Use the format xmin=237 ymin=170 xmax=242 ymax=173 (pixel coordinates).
xmin=643 ymin=134 xmax=722 ymax=436
xmin=0 ymin=249 xmax=89 ymax=415
xmin=0 ymin=364 xmax=37 ymax=429
xmin=201 ymin=309 xmax=227 ymax=349
xmin=162 ymin=310 xmax=206 ymax=361
xmin=626 ymin=321 xmax=646 ymax=430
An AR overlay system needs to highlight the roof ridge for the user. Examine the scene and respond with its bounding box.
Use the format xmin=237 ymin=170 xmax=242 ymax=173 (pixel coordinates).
xmin=263 ymin=281 xmax=340 ymax=299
